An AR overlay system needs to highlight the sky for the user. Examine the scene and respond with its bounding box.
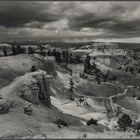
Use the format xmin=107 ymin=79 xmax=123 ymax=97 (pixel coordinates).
xmin=0 ymin=1 xmax=140 ymax=43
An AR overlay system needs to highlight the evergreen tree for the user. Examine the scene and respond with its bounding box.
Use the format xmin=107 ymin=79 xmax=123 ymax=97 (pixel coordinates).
xmin=103 ymin=72 xmax=108 ymax=82
xmin=47 ymin=49 xmax=52 ymax=56
xmin=62 ymin=50 xmax=66 ymax=62
xmin=12 ymin=46 xmax=16 ymax=55
xmin=69 ymin=77 xmax=74 ymax=100
xmin=55 ymin=52 xmax=62 ymax=63
xmin=17 ymin=45 xmax=25 ymax=54
xmin=28 ymin=47 xmax=34 ymax=54
xmin=22 ymin=47 xmax=26 ymax=54
xmin=117 ymin=114 xmax=132 ymax=131
xmin=52 ymin=49 xmax=56 ymax=57
xmin=69 ymin=53 xmax=73 ymax=63
xmin=65 ymin=51 xmax=69 ymax=63
xmin=76 ymin=55 xmax=80 ymax=63
xmin=133 ymin=52 xmax=137 ymax=60
xmin=16 ymin=45 xmax=20 ymax=54
xmin=129 ymin=67 xmax=134 ymax=74
xmin=84 ymin=54 xmax=91 ymax=74
xmin=3 ymin=46 xmax=7 ymax=56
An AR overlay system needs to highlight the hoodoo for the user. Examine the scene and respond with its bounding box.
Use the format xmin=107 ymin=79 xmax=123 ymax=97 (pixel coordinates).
xmin=43 ymin=56 xmax=57 ymax=77
xmin=20 ymin=70 xmax=53 ymax=108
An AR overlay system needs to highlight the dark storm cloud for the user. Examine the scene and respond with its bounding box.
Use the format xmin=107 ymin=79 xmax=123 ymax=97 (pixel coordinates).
xmin=0 ymin=1 xmax=140 ymax=41
xmin=0 ymin=1 xmax=139 ymax=31
xmin=0 ymin=2 xmax=63 ymax=28
xmin=65 ymin=2 xmax=140 ymax=37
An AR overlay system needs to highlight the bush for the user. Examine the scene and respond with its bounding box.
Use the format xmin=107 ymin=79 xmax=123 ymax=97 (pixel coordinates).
xmin=55 ymin=118 xmax=69 ymax=128
xmin=31 ymin=65 xmax=37 ymax=72
xmin=117 ymin=114 xmax=132 ymax=131
xmin=0 ymin=101 xmax=13 ymax=114
xmin=87 ymin=118 xmax=98 ymax=126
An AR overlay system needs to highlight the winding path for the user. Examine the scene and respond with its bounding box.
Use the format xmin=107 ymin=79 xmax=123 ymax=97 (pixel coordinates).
xmin=91 ymin=86 xmax=136 ymax=114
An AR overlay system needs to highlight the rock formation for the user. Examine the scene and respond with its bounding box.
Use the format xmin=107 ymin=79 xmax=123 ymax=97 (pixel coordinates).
xmin=43 ymin=56 xmax=57 ymax=77
xmin=20 ymin=70 xmax=53 ymax=108
xmin=35 ymin=74 xmax=53 ymax=108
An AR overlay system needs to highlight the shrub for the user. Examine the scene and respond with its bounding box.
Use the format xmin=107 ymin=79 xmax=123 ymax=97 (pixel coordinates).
xmin=55 ymin=118 xmax=69 ymax=128
xmin=117 ymin=114 xmax=132 ymax=131
xmin=31 ymin=65 xmax=37 ymax=72
xmin=0 ymin=101 xmax=13 ymax=114
xmin=82 ymin=133 xmax=87 ymax=139
xmin=87 ymin=118 xmax=98 ymax=126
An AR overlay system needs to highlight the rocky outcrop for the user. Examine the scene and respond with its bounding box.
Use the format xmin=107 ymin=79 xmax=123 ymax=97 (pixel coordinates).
xmin=33 ymin=54 xmax=57 ymax=77
xmin=35 ymin=74 xmax=53 ymax=108
xmin=44 ymin=56 xmax=57 ymax=77
xmin=20 ymin=70 xmax=53 ymax=108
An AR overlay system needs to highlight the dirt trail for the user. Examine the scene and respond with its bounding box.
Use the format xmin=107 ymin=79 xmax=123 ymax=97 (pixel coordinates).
xmin=92 ymin=86 xmax=138 ymax=117
xmin=109 ymin=88 xmax=129 ymax=100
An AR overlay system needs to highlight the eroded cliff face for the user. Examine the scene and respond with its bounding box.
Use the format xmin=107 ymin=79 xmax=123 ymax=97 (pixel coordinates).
xmin=0 ymin=54 xmax=57 ymax=89
xmin=95 ymin=56 xmax=122 ymax=69
xmin=0 ymin=54 xmax=59 ymax=111
xmin=21 ymin=70 xmax=53 ymax=108
xmin=43 ymin=56 xmax=57 ymax=77
xmin=0 ymin=70 xmax=53 ymax=112
xmin=32 ymin=54 xmax=57 ymax=78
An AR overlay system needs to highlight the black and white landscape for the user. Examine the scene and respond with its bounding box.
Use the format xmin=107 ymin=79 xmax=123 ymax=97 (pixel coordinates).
xmin=0 ymin=1 xmax=140 ymax=139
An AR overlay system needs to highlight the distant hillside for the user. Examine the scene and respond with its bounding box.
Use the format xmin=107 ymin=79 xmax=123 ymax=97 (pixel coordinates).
xmin=2 ymin=40 xmax=140 ymax=53
xmin=117 ymin=42 xmax=140 ymax=51
xmin=6 ymin=41 xmax=93 ymax=50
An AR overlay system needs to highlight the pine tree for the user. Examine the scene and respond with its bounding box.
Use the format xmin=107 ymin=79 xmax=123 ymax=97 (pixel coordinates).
xmin=17 ymin=45 xmax=25 ymax=54
xmin=69 ymin=77 xmax=74 ymax=100
xmin=12 ymin=46 xmax=16 ymax=55
xmin=28 ymin=47 xmax=34 ymax=54
xmin=65 ymin=51 xmax=69 ymax=63
xmin=117 ymin=114 xmax=132 ymax=131
xmin=69 ymin=53 xmax=73 ymax=63
xmin=76 ymin=55 xmax=80 ymax=64
xmin=84 ymin=54 xmax=91 ymax=74
xmin=52 ymin=49 xmax=56 ymax=57
xmin=133 ymin=52 xmax=137 ymax=60
xmin=62 ymin=50 xmax=66 ymax=62
xmin=47 ymin=49 xmax=51 ymax=56
xmin=55 ymin=52 xmax=62 ymax=63
xmin=3 ymin=46 xmax=7 ymax=56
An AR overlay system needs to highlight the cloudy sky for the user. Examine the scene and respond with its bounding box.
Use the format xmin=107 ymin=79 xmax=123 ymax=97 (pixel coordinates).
xmin=0 ymin=1 xmax=140 ymax=42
